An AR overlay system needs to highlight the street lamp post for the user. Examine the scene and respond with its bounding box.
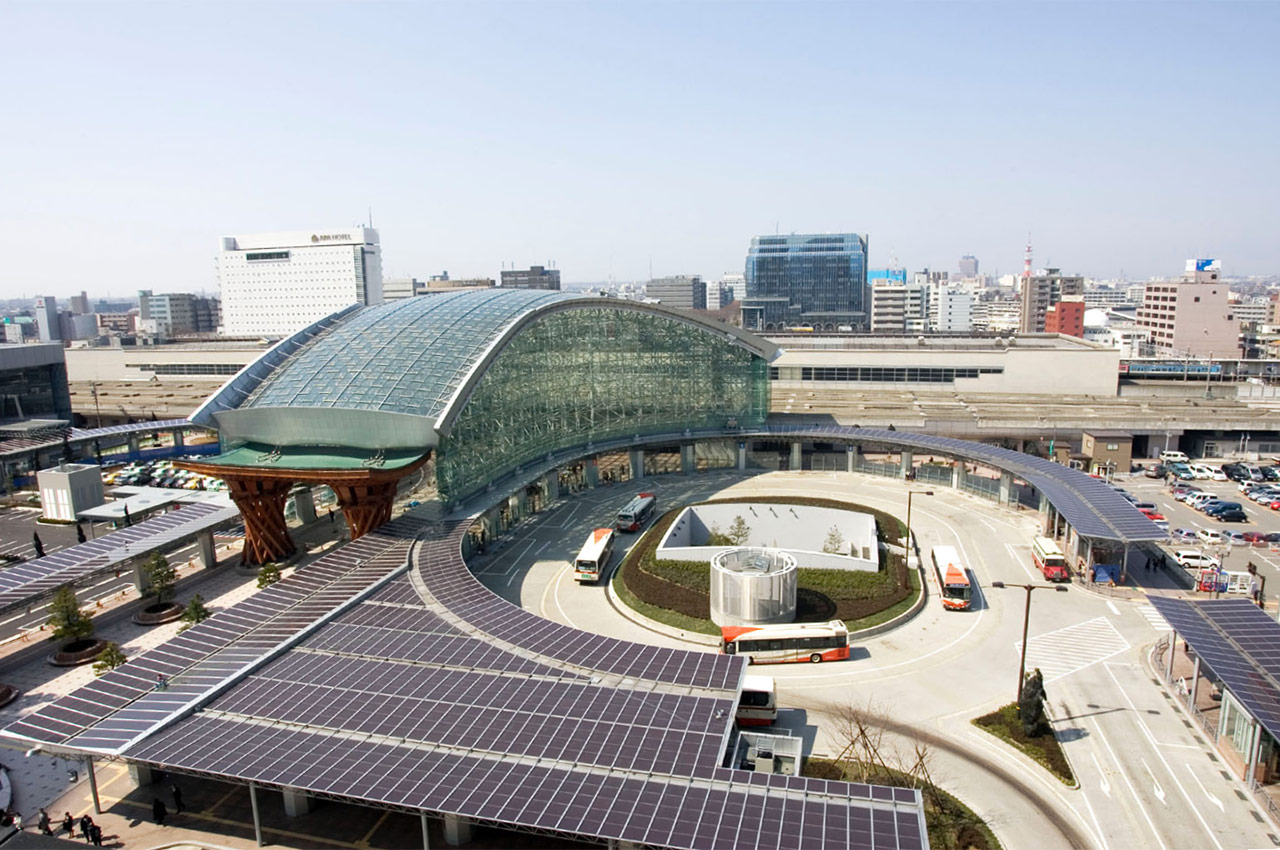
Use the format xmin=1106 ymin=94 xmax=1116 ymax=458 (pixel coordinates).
xmin=991 ymin=581 xmax=1069 ymax=705
xmin=904 ymin=490 xmax=934 ymax=568
xmin=90 ymin=382 xmax=102 ymax=429
xmin=1205 ymin=351 xmax=1214 ymax=399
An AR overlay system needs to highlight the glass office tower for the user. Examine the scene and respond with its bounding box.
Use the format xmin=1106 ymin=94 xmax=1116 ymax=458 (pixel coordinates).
xmin=742 ymin=233 xmax=869 ymax=331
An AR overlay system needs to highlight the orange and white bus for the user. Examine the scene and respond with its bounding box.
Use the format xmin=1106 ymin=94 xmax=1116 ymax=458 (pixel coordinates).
xmin=735 ymin=675 xmax=777 ymax=726
xmin=615 ymin=493 xmax=657 ymax=532
xmin=1031 ymin=536 xmax=1069 ymax=582
xmin=720 ymin=620 xmax=850 ymax=664
xmin=573 ymin=528 xmax=614 ymax=583
xmin=930 ymin=545 xmax=972 ymax=610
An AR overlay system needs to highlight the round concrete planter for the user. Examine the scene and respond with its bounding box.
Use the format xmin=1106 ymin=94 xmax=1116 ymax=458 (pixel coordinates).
xmin=48 ymin=639 xmax=107 ymax=667
xmin=133 ymin=602 xmax=183 ymax=626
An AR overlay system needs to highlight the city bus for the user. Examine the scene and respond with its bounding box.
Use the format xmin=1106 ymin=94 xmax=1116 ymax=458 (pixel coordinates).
xmin=735 ymin=675 xmax=778 ymax=726
xmin=719 ymin=620 xmax=850 ymax=664
xmin=1031 ymin=536 xmax=1069 ymax=582
xmin=615 ymin=493 xmax=657 ymax=532
xmin=930 ymin=545 xmax=972 ymax=610
xmin=573 ymin=528 xmax=614 ymax=583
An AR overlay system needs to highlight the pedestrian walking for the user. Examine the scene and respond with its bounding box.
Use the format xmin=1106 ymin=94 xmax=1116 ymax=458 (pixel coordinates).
xmin=13 ymin=811 xmax=23 ymax=831
xmin=171 ymin=782 xmax=184 ymax=814
xmin=152 ymin=797 xmax=167 ymax=826
xmin=37 ymin=808 xmax=50 ymax=835
xmin=78 ymin=814 xmax=92 ymax=840
xmin=61 ymin=812 xmax=73 ymax=836
xmin=89 ymin=824 xmax=102 ymax=846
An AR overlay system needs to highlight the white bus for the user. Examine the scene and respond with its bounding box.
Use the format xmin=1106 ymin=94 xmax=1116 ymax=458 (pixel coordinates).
xmin=615 ymin=493 xmax=657 ymax=532
xmin=574 ymin=528 xmax=614 ymax=583
xmin=930 ymin=545 xmax=972 ymax=611
xmin=1031 ymin=536 xmax=1069 ymax=581
xmin=720 ymin=620 xmax=850 ymax=664
xmin=735 ymin=675 xmax=778 ymax=726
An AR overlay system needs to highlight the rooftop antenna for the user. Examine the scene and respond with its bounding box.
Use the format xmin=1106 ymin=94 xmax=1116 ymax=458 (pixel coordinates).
xmin=1023 ymin=234 xmax=1033 ymax=279
xmin=368 ymin=207 xmax=374 ymax=229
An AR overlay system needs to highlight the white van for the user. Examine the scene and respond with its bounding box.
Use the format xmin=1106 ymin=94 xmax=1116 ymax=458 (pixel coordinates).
xmin=1187 ymin=492 xmax=1217 ymax=510
xmin=1160 ymin=450 xmax=1190 ymax=464
xmin=1190 ymin=464 xmax=1216 ymax=479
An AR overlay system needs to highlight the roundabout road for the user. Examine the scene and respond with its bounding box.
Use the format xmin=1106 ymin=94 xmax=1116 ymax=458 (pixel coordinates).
xmin=468 ymin=470 xmax=1276 ymax=850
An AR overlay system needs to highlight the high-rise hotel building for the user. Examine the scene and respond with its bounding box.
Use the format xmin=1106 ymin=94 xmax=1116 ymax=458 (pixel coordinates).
xmin=217 ymin=227 xmax=382 ymax=337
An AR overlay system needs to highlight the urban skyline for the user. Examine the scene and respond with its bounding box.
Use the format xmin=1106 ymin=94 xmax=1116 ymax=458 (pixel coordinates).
xmin=3 ymin=2 xmax=1278 ymax=298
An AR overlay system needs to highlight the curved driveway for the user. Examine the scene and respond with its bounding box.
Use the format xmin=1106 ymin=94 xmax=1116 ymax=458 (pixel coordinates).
xmin=470 ymin=470 xmax=1276 ymax=850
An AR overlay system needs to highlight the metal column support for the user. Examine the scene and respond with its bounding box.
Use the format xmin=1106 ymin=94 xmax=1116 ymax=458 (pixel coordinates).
xmin=584 ymin=458 xmax=598 ymax=488
xmin=1167 ymin=630 xmax=1178 ymax=680
xmin=421 ymin=812 xmax=431 ymax=849
xmin=846 ymin=445 xmax=856 ymax=473
xmin=680 ymin=444 xmax=694 ymax=475
xmin=282 ymin=788 xmax=312 ymax=817
xmin=443 ymin=814 xmax=472 ymax=846
xmin=249 ymin=782 xmax=264 ymax=847
xmin=172 ymin=429 xmax=185 ymax=448
xmin=999 ymin=471 xmax=1014 ymax=505
xmin=1188 ymin=655 xmax=1201 ymax=711
xmin=290 ymin=485 xmax=317 ymax=524
xmin=629 ymin=449 xmax=644 ymax=480
xmin=900 ymin=451 xmax=914 ymax=479
xmin=789 ymin=442 xmax=802 ymax=471
xmin=86 ymin=758 xmax=101 ymax=815
xmin=737 ymin=441 xmax=747 ymax=471
xmin=197 ymin=531 xmax=217 ymax=569
xmin=1246 ymin=717 xmax=1262 ymax=782
xmin=544 ymin=471 xmax=559 ymax=503
xmin=131 ymin=560 xmax=148 ymax=594
xmin=953 ymin=464 xmax=966 ymax=490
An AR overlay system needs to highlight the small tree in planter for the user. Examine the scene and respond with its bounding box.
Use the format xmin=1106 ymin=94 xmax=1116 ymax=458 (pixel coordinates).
xmin=727 ymin=515 xmax=751 ymax=546
xmin=822 ymin=525 xmax=845 ymax=555
xmin=178 ymin=594 xmax=211 ymax=632
xmin=134 ymin=552 xmax=182 ymax=625
xmin=47 ymin=586 xmax=100 ymax=663
xmin=257 ymin=562 xmax=281 ymax=588
xmin=92 ymin=642 xmax=127 ymax=676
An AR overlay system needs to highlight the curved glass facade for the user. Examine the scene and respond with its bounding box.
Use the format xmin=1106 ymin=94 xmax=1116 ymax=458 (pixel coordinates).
xmin=435 ymin=307 xmax=769 ymax=502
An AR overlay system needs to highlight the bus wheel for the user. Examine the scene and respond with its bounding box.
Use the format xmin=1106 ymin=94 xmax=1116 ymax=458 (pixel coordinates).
xmin=809 ymin=653 xmax=822 ymax=663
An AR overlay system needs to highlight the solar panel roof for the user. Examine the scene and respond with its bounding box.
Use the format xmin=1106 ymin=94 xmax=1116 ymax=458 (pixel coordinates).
xmin=763 ymin=424 xmax=1166 ymax=544
xmin=1148 ymin=597 xmax=1280 ymax=745
xmin=0 ymin=502 xmax=240 ymax=615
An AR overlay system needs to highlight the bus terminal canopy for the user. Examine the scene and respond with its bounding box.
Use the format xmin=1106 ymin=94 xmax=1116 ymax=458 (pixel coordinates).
xmin=762 ymin=424 xmax=1166 ymax=546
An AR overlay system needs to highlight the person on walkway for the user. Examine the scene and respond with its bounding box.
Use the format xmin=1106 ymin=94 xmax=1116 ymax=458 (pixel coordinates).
xmin=61 ymin=812 xmax=73 ymax=836
xmin=171 ymin=782 xmax=184 ymax=814
xmin=154 ymin=673 xmax=169 ymax=691
xmin=89 ymin=824 xmax=102 ymax=846
xmin=37 ymin=808 xmax=50 ymax=835
xmin=152 ymin=797 xmax=167 ymax=826
xmin=78 ymin=814 xmax=92 ymax=840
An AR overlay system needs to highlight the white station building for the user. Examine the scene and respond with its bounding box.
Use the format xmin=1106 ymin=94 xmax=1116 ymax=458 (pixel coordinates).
xmin=216 ymin=227 xmax=383 ymax=337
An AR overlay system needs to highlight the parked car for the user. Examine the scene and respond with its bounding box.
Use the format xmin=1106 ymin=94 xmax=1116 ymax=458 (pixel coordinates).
xmin=1190 ymin=464 xmax=1216 ymax=479
xmin=1223 ymin=530 xmax=1249 ymax=545
xmin=1170 ymin=463 xmax=1196 ymax=480
xmin=1139 ymin=508 xmax=1166 ymax=521
xmin=1176 ymin=550 xmax=1221 ymax=569
xmin=1187 ymin=493 xmax=1217 ymax=510
xmin=1197 ymin=529 xmax=1224 ymax=545
xmin=1152 ymin=519 xmax=1170 ymax=532
xmin=1161 ymin=451 xmax=1191 ymax=464
xmin=1173 ymin=486 xmax=1202 ymax=502
xmin=1211 ymin=468 xmax=1228 ymax=481
xmin=1242 ymin=531 xmax=1268 ymax=546
xmin=1170 ymin=527 xmax=1199 ymax=542
xmin=1215 ymin=509 xmax=1249 ymax=523
xmin=1145 ymin=464 xmax=1166 ymax=479
xmin=1263 ymin=466 xmax=1280 ymax=482
xmin=1131 ymin=501 xmax=1158 ymax=512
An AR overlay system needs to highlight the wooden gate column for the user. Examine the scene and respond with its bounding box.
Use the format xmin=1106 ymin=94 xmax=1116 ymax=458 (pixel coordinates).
xmin=329 ymin=479 xmax=399 ymax=541
xmin=223 ymin=475 xmax=297 ymax=566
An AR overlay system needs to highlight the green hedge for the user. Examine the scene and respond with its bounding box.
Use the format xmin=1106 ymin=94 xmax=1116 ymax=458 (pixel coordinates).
xmin=973 ymin=703 xmax=1075 ymax=786
xmin=617 ymin=495 xmax=913 ymax=630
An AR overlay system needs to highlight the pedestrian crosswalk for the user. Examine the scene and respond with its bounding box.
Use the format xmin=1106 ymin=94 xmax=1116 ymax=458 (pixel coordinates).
xmin=1136 ymin=603 xmax=1172 ymax=632
xmin=1016 ymin=617 xmax=1130 ymax=683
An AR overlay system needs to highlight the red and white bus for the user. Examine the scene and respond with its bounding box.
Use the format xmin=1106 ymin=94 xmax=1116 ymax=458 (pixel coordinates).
xmin=735 ymin=675 xmax=778 ymax=726
xmin=930 ymin=545 xmax=972 ymax=611
xmin=573 ymin=528 xmax=614 ymax=583
xmin=1031 ymin=536 xmax=1069 ymax=582
xmin=720 ymin=620 xmax=850 ymax=664
xmin=615 ymin=493 xmax=657 ymax=532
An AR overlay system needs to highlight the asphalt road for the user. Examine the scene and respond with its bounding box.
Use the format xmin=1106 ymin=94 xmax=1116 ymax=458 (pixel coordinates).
xmin=469 ymin=470 xmax=1277 ymax=850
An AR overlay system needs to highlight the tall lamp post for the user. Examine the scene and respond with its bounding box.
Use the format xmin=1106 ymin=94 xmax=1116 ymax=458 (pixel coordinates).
xmin=904 ymin=490 xmax=934 ymax=568
xmin=991 ymin=581 xmax=1069 ymax=704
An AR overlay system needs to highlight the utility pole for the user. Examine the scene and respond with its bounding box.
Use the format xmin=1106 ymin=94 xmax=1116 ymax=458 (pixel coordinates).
xmin=991 ymin=581 xmax=1069 ymax=704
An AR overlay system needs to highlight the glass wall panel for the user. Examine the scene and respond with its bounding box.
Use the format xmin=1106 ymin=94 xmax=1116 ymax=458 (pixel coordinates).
xmin=435 ymin=308 xmax=769 ymax=502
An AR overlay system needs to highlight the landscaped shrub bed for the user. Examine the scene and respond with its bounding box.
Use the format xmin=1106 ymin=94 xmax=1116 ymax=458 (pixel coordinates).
xmin=973 ymin=703 xmax=1075 ymax=785
xmin=618 ymin=495 xmax=912 ymax=627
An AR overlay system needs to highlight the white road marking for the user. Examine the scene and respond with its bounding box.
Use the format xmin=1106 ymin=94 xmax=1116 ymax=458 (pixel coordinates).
xmin=1004 ymin=541 xmax=1040 ymax=582
xmin=507 ymin=541 xmax=550 ymax=586
xmin=1143 ymin=758 xmax=1167 ymax=804
xmin=1016 ymin=617 xmax=1130 ymax=682
xmin=1090 ymin=716 xmax=1170 ymax=850
xmin=1092 ymin=752 xmax=1112 ymax=797
xmin=1137 ymin=604 xmax=1171 ymax=632
xmin=1107 ymin=601 xmax=1121 ymax=616
xmin=1186 ymin=764 xmax=1224 ymax=812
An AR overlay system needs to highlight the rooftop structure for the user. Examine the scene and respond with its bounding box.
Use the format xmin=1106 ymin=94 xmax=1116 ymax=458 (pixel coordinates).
xmin=0 ymin=342 xmax=72 ymax=424
xmin=500 ymin=265 xmax=561 ymax=291
xmin=1136 ymin=263 xmax=1239 ymax=358
xmin=743 ymin=233 xmax=869 ymax=332
xmin=1019 ymin=268 xmax=1084 ymax=333
xmin=647 ymin=275 xmax=707 ymax=311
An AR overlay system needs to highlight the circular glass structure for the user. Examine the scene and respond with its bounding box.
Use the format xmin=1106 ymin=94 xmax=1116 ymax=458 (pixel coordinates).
xmin=709 ymin=547 xmax=797 ymax=626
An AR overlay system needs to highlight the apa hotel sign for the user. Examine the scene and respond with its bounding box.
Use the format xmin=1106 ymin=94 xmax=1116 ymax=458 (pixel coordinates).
xmin=311 ymin=233 xmax=352 ymax=243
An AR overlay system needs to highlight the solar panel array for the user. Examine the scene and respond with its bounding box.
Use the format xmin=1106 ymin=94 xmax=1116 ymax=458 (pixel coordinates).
xmin=1148 ymin=597 xmax=1280 ymax=744
xmin=0 ymin=502 xmax=240 ymax=615
xmin=131 ymin=714 xmax=925 ymax=850
xmin=2 ymin=513 xmax=430 ymax=750
xmin=763 ymin=424 xmax=1166 ymax=543
xmin=416 ymin=520 xmax=743 ymax=690
xmin=0 ymin=419 xmax=194 ymax=460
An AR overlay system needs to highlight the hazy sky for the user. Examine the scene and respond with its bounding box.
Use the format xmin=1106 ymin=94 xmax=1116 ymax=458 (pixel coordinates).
xmin=3 ymin=1 xmax=1278 ymax=299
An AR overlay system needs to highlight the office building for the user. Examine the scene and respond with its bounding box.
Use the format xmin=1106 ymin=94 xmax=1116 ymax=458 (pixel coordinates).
xmin=1136 ymin=260 xmax=1239 ymax=357
xmin=1019 ymin=268 xmax=1084 ymax=333
xmin=958 ymin=255 xmax=979 ymax=278
xmin=742 ymin=233 xmax=869 ymax=331
xmin=0 ymin=343 xmax=72 ymax=423
xmin=500 ymin=265 xmax=561 ymax=290
xmin=217 ymin=227 xmax=383 ymax=337
xmin=137 ymin=291 xmax=220 ymax=336
xmin=646 ymin=275 xmax=706 ymax=311
xmin=870 ymin=283 xmax=929 ymax=333
xmin=35 ymin=296 xmax=59 ymax=343
xmin=69 ymin=292 xmax=91 ymax=315
xmin=718 ymin=273 xmax=746 ymax=305
xmin=930 ymin=284 xmax=975 ymax=333
xmin=975 ymin=297 xmax=1022 ymax=332
xmin=1231 ymin=300 xmax=1268 ymax=328
xmin=1045 ymin=295 xmax=1086 ymax=338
